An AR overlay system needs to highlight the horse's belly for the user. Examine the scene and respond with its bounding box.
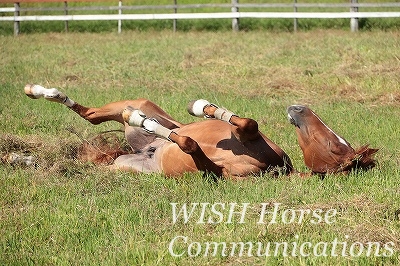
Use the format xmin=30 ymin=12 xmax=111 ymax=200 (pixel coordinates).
xmin=159 ymin=142 xmax=266 ymax=177
xmin=169 ymin=120 xmax=270 ymax=176
xmin=157 ymin=142 xmax=199 ymax=176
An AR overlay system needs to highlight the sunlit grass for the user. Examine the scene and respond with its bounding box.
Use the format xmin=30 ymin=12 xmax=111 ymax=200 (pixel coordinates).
xmin=0 ymin=30 xmax=399 ymax=265
xmin=0 ymin=0 xmax=400 ymax=34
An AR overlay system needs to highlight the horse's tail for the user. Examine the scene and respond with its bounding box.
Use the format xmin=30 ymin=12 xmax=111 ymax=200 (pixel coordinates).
xmin=77 ymin=137 xmax=129 ymax=165
xmin=328 ymin=144 xmax=378 ymax=174
xmin=67 ymin=127 xmax=131 ymax=165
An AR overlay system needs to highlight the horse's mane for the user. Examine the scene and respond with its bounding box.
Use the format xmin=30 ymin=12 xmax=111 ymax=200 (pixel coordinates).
xmin=331 ymin=144 xmax=379 ymax=173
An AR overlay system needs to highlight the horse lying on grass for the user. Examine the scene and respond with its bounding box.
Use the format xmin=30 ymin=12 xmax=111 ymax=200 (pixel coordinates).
xmin=24 ymin=84 xmax=378 ymax=179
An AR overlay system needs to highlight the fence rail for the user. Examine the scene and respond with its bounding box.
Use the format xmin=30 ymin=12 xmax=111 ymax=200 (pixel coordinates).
xmin=1 ymin=1 xmax=399 ymax=35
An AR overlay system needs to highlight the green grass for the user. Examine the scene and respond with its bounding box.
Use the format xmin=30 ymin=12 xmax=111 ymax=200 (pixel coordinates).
xmin=0 ymin=0 xmax=400 ymax=34
xmin=0 ymin=30 xmax=400 ymax=265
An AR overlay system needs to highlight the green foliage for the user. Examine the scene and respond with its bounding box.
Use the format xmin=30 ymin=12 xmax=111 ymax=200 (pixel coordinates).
xmin=0 ymin=30 xmax=399 ymax=265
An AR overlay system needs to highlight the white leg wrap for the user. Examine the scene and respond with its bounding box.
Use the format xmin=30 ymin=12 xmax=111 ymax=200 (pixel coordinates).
xmin=24 ymin=84 xmax=74 ymax=107
xmin=127 ymin=109 xmax=146 ymax=127
xmin=214 ymin=108 xmax=235 ymax=123
xmin=123 ymin=108 xmax=173 ymax=140
xmin=143 ymin=119 xmax=173 ymax=140
xmin=64 ymin=98 xmax=75 ymax=108
xmin=187 ymin=99 xmax=210 ymax=117
xmin=155 ymin=125 xmax=173 ymax=140
xmin=43 ymin=88 xmax=68 ymax=104
xmin=29 ymin=85 xmax=47 ymax=98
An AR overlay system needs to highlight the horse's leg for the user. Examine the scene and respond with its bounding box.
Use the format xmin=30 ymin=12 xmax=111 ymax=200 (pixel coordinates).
xmin=24 ymin=84 xmax=181 ymax=128
xmin=187 ymin=99 xmax=260 ymax=141
xmin=25 ymin=84 xmax=128 ymax=125
xmin=122 ymin=107 xmax=223 ymax=177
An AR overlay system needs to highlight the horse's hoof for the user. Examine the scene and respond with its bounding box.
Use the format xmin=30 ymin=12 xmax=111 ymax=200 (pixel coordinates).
xmin=187 ymin=99 xmax=210 ymax=117
xmin=24 ymin=84 xmax=43 ymax=99
xmin=24 ymin=84 xmax=67 ymax=103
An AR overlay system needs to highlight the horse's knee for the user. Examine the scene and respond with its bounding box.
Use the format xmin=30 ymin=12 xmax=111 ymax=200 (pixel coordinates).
xmin=81 ymin=110 xmax=104 ymax=125
xmin=170 ymin=134 xmax=199 ymax=154
xmin=70 ymin=104 xmax=100 ymax=124
xmin=180 ymin=136 xmax=199 ymax=154
xmin=242 ymin=118 xmax=259 ymax=135
xmin=232 ymin=117 xmax=259 ymax=135
xmin=85 ymin=116 xmax=103 ymax=125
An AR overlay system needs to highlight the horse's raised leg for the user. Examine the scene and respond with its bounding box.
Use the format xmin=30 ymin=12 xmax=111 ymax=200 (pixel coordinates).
xmin=25 ymin=84 xmax=75 ymax=106
xmin=25 ymin=84 xmax=129 ymax=125
xmin=122 ymin=106 xmax=223 ymax=177
xmin=187 ymin=99 xmax=260 ymax=141
xmin=24 ymin=84 xmax=181 ymax=128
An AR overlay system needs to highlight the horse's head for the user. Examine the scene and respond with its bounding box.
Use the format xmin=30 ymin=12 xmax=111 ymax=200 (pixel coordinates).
xmin=287 ymin=105 xmax=378 ymax=174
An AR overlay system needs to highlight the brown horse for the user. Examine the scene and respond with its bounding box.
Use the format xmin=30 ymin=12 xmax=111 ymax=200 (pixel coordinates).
xmin=24 ymin=84 xmax=377 ymax=178
xmin=287 ymin=105 xmax=378 ymax=175
xmin=24 ymin=84 xmax=294 ymax=179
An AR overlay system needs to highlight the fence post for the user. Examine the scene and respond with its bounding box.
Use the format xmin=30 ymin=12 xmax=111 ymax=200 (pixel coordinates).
xmin=293 ymin=0 xmax=298 ymax=32
xmin=231 ymin=0 xmax=239 ymax=31
xmin=118 ymin=0 xmax=122 ymax=33
xmin=64 ymin=1 xmax=68 ymax=32
xmin=173 ymin=0 xmax=177 ymax=32
xmin=14 ymin=2 xmax=20 ymax=36
xmin=350 ymin=0 xmax=359 ymax=32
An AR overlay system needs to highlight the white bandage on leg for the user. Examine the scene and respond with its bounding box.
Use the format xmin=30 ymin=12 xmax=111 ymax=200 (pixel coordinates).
xmin=126 ymin=109 xmax=146 ymax=127
xmin=214 ymin=108 xmax=235 ymax=123
xmin=187 ymin=99 xmax=210 ymax=117
xmin=143 ymin=119 xmax=173 ymax=140
xmin=24 ymin=84 xmax=75 ymax=107
xmin=24 ymin=84 xmax=46 ymax=99
xmin=44 ymin=88 xmax=74 ymax=107
xmin=123 ymin=107 xmax=173 ymax=140
xmin=63 ymin=98 xmax=75 ymax=107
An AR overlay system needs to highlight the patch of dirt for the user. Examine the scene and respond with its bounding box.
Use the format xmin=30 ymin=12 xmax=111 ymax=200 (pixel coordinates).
xmin=0 ymin=134 xmax=75 ymax=175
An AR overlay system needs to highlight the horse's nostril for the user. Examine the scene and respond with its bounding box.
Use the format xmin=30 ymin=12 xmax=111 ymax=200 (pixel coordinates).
xmin=293 ymin=105 xmax=304 ymax=112
xmin=288 ymin=105 xmax=304 ymax=113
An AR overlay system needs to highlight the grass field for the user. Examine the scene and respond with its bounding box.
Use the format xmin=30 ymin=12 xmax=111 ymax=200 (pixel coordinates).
xmin=0 ymin=30 xmax=400 ymax=265
xmin=0 ymin=0 xmax=400 ymax=34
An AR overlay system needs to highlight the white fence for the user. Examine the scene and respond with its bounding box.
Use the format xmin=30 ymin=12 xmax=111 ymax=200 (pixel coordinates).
xmin=1 ymin=1 xmax=400 ymax=35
